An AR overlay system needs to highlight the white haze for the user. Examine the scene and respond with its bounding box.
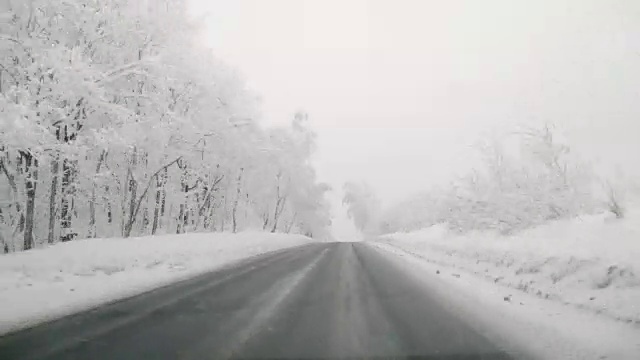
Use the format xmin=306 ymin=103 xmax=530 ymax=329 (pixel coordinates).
xmin=189 ymin=0 xmax=640 ymax=239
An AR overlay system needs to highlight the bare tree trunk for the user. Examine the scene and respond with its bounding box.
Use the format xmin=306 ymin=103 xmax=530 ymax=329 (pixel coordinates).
xmin=88 ymin=150 xmax=106 ymax=238
xmin=286 ymin=212 xmax=297 ymax=234
xmin=152 ymin=187 xmax=162 ymax=235
xmin=127 ymin=147 xmax=138 ymax=236
xmin=47 ymin=157 xmax=59 ymax=243
xmin=151 ymin=167 xmax=167 ymax=235
xmin=158 ymin=172 xmax=167 ymax=231
xmin=60 ymin=158 xmax=77 ymax=242
xmin=220 ymin=193 xmax=227 ymax=232
xmin=196 ymin=175 xmax=223 ymax=231
xmin=176 ymin=165 xmax=188 ymax=234
xmin=16 ymin=155 xmax=25 ymax=235
xmin=58 ymin=106 xmax=83 ymax=242
xmin=231 ymin=202 xmax=238 ymax=233
xmin=195 ymin=192 xmax=208 ymax=231
xmin=124 ymin=157 xmax=181 ymax=238
xmin=231 ymin=169 xmax=243 ymax=233
xmin=196 ymin=191 xmax=210 ymax=231
xmin=270 ymin=173 xmax=285 ymax=233
xmin=176 ymin=162 xmax=201 ymax=234
xmin=1 ymin=155 xmax=22 ymax=250
xmin=271 ymin=197 xmax=286 ymax=233
xmin=207 ymin=202 xmax=216 ymax=231
xmin=22 ymin=152 xmax=37 ymax=250
xmin=141 ymin=207 xmax=149 ymax=233
xmin=105 ymin=184 xmax=113 ymax=225
xmin=244 ymin=193 xmax=250 ymax=225
xmin=177 ymin=201 xmax=186 ymax=234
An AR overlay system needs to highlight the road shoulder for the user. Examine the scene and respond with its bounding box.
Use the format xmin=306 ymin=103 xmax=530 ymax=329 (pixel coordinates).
xmin=369 ymin=241 xmax=640 ymax=360
xmin=0 ymin=233 xmax=314 ymax=336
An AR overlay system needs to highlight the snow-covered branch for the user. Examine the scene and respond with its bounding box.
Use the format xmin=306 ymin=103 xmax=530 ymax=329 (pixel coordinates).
xmin=0 ymin=0 xmax=333 ymax=250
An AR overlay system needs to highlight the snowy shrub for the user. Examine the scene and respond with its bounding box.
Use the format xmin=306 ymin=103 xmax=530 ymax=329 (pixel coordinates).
xmin=380 ymin=125 xmax=602 ymax=235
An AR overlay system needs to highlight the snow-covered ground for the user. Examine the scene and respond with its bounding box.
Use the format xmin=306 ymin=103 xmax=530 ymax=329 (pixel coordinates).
xmin=377 ymin=210 xmax=640 ymax=328
xmin=372 ymin=242 xmax=640 ymax=359
xmin=0 ymin=232 xmax=313 ymax=335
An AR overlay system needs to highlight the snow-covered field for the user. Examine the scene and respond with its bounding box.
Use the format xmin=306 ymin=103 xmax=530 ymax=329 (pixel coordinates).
xmin=0 ymin=232 xmax=313 ymax=335
xmin=377 ymin=210 xmax=640 ymax=327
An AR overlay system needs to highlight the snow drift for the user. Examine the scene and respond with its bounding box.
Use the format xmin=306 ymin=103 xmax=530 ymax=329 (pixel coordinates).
xmin=378 ymin=209 xmax=640 ymax=326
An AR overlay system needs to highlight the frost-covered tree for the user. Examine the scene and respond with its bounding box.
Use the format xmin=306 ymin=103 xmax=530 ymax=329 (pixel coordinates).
xmin=342 ymin=181 xmax=380 ymax=234
xmin=0 ymin=0 xmax=332 ymax=252
xmin=379 ymin=124 xmax=601 ymax=235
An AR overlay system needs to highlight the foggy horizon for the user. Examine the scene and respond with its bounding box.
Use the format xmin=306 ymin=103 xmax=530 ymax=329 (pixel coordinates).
xmin=190 ymin=0 xmax=640 ymax=238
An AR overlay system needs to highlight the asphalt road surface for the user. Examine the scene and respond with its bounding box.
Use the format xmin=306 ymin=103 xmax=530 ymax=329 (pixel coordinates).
xmin=0 ymin=242 xmax=516 ymax=360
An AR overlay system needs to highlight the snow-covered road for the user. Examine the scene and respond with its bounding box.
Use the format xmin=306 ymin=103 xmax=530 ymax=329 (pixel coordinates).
xmin=1 ymin=242 xmax=513 ymax=359
xmin=2 ymin=241 xmax=639 ymax=359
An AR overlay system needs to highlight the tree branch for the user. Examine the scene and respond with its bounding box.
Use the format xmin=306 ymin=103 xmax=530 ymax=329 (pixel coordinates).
xmin=0 ymin=158 xmax=18 ymax=196
xmin=124 ymin=156 xmax=182 ymax=237
xmin=197 ymin=175 xmax=225 ymax=214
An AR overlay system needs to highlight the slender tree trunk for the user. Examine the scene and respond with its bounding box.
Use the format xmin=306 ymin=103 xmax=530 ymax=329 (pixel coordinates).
xmin=177 ymin=202 xmax=186 ymax=234
xmin=158 ymin=170 xmax=167 ymax=232
xmin=15 ymin=155 xmax=25 ymax=235
xmin=124 ymin=157 xmax=181 ymax=238
xmin=60 ymin=158 xmax=77 ymax=242
xmin=271 ymin=196 xmax=287 ymax=233
xmin=88 ymin=191 xmax=96 ymax=237
xmin=196 ymin=175 xmax=223 ymax=231
xmin=286 ymin=212 xmax=297 ymax=234
xmin=105 ymin=185 xmax=112 ymax=225
xmin=152 ymin=186 xmax=162 ymax=235
xmin=270 ymin=174 xmax=284 ymax=233
xmin=88 ymin=150 xmax=106 ymax=238
xmin=176 ymin=166 xmax=188 ymax=234
xmin=1 ymin=155 xmax=21 ymax=250
xmin=207 ymin=201 xmax=216 ymax=231
xmin=244 ymin=194 xmax=249 ymax=225
xmin=231 ymin=169 xmax=243 ymax=233
xmin=23 ymin=153 xmax=37 ymax=250
xmin=141 ymin=207 xmax=149 ymax=233
xmin=231 ymin=202 xmax=238 ymax=233
xmin=220 ymin=192 xmax=227 ymax=232
xmin=151 ymin=167 xmax=167 ymax=235
xmin=47 ymin=157 xmax=59 ymax=243
xmin=127 ymin=147 xmax=138 ymax=235
xmin=195 ymin=191 xmax=210 ymax=231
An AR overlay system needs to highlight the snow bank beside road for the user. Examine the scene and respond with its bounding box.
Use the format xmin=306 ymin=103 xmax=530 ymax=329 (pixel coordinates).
xmin=0 ymin=232 xmax=313 ymax=335
xmin=371 ymin=242 xmax=640 ymax=359
xmin=378 ymin=210 xmax=640 ymax=326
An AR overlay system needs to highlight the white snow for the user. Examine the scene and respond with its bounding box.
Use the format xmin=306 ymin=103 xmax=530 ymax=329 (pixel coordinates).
xmin=374 ymin=210 xmax=640 ymax=358
xmin=0 ymin=232 xmax=313 ymax=335
xmin=371 ymin=242 xmax=640 ymax=359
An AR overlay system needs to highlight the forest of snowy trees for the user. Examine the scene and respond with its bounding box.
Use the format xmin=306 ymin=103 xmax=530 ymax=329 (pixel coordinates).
xmin=0 ymin=0 xmax=332 ymax=252
xmin=379 ymin=125 xmax=632 ymax=235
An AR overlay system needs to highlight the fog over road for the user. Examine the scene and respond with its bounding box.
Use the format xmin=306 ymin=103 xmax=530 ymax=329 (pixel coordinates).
xmin=0 ymin=242 xmax=517 ymax=360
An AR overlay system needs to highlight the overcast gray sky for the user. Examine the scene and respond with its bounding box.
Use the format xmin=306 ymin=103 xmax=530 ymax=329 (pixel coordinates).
xmin=189 ymin=0 xmax=640 ymax=239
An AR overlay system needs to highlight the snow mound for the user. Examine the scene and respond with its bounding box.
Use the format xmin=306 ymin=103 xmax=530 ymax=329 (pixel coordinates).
xmin=0 ymin=232 xmax=313 ymax=335
xmin=380 ymin=210 xmax=640 ymax=325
